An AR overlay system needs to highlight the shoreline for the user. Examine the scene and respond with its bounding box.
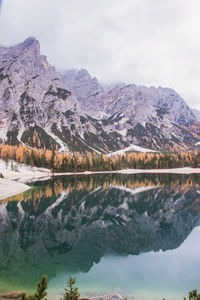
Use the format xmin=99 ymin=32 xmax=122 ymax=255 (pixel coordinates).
xmin=0 ymin=159 xmax=200 ymax=200
xmin=0 ymin=178 xmax=30 ymax=200
xmin=53 ymin=166 xmax=200 ymax=176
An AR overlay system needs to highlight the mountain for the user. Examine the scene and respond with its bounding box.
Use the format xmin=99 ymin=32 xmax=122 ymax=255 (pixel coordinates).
xmin=0 ymin=37 xmax=127 ymax=153
xmin=60 ymin=68 xmax=106 ymax=116
xmin=62 ymin=69 xmax=200 ymax=150
xmin=0 ymin=37 xmax=199 ymax=153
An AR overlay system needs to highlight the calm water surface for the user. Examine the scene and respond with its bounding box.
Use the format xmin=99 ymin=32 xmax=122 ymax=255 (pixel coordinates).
xmin=0 ymin=173 xmax=200 ymax=300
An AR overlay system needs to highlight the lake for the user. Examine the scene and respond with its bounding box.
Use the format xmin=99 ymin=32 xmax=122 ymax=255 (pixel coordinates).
xmin=0 ymin=173 xmax=200 ymax=300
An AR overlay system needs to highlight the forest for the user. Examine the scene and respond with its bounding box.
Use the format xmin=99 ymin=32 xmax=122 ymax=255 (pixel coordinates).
xmin=0 ymin=143 xmax=199 ymax=172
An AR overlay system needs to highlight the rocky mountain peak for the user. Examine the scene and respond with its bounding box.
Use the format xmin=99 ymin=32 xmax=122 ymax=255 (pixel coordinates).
xmin=0 ymin=38 xmax=199 ymax=152
xmin=0 ymin=37 xmax=39 ymax=61
xmin=0 ymin=37 xmax=55 ymax=77
xmin=19 ymin=37 xmax=41 ymax=59
xmin=23 ymin=36 xmax=38 ymax=45
xmin=77 ymin=68 xmax=92 ymax=80
xmin=17 ymin=36 xmax=40 ymax=54
xmin=60 ymin=68 xmax=105 ymax=114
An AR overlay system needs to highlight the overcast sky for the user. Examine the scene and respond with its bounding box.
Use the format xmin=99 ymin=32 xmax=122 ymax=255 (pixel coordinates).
xmin=0 ymin=0 xmax=200 ymax=110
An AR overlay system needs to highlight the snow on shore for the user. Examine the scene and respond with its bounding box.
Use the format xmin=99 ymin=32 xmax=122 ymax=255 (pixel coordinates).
xmin=0 ymin=159 xmax=51 ymax=183
xmin=0 ymin=178 xmax=30 ymax=200
xmin=0 ymin=159 xmax=51 ymax=200
xmin=54 ymin=167 xmax=200 ymax=176
xmin=0 ymin=158 xmax=200 ymax=201
xmin=117 ymin=167 xmax=200 ymax=174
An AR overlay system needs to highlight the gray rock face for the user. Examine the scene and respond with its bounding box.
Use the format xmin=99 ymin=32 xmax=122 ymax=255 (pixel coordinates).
xmin=0 ymin=37 xmax=199 ymax=152
xmin=192 ymin=109 xmax=200 ymax=121
xmin=103 ymin=85 xmax=195 ymax=125
xmin=61 ymin=68 xmax=105 ymax=114
xmin=100 ymin=85 xmax=199 ymax=149
xmin=60 ymin=69 xmax=200 ymax=151
xmin=0 ymin=37 xmax=77 ymax=148
xmin=0 ymin=38 xmax=126 ymax=153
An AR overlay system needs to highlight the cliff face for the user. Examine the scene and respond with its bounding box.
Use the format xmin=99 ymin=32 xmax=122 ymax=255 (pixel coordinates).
xmin=0 ymin=37 xmax=199 ymax=152
xmin=192 ymin=109 xmax=200 ymax=121
xmin=62 ymin=69 xmax=200 ymax=150
xmin=0 ymin=38 xmax=127 ymax=153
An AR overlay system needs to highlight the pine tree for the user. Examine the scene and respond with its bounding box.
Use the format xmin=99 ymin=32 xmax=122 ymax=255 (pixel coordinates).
xmin=34 ymin=276 xmax=48 ymax=300
xmin=20 ymin=276 xmax=48 ymax=300
xmin=188 ymin=289 xmax=200 ymax=300
xmin=61 ymin=277 xmax=80 ymax=300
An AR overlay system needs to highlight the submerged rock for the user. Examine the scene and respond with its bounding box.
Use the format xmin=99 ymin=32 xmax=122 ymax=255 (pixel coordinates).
xmin=88 ymin=293 xmax=122 ymax=300
xmin=1 ymin=292 xmax=22 ymax=299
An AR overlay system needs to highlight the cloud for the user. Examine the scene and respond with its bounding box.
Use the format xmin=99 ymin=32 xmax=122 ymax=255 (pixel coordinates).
xmin=0 ymin=0 xmax=200 ymax=109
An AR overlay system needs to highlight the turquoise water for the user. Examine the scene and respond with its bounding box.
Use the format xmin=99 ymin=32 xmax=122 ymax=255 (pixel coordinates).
xmin=49 ymin=226 xmax=200 ymax=300
xmin=0 ymin=173 xmax=200 ymax=299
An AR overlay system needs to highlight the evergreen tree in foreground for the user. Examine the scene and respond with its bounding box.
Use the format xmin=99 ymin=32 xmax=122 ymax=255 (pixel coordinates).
xmin=61 ymin=276 xmax=80 ymax=300
xmin=19 ymin=275 xmax=200 ymax=300
xmin=163 ymin=289 xmax=200 ymax=300
xmin=188 ymin=289 xmax=200 ymax=300
xmin=21 ymin=276 xmax=48 ymax=300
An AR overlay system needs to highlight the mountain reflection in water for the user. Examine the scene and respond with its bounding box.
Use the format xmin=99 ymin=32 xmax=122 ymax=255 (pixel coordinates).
xmin=0 ymin=173 xmax=200 ymax=294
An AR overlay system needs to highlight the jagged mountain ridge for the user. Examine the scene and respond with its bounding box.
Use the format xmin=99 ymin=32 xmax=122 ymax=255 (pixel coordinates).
xmin=0 ymin=37 xmax=199 ymax=153
xmin=0 ymin=37 xmax=127 ymax=153
xmin=62 ymin=69 xmax=200 ymax=150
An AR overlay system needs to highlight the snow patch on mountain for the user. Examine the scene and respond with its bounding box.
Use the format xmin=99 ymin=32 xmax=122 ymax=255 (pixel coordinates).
xmin=107 ymin=144 xmax=158 ymax=157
